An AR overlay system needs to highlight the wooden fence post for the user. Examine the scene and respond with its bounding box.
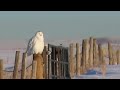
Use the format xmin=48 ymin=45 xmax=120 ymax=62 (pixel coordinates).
xmin=76 ymin=43 xmax=81 ymax=76
xmin=108 ymin=42 xmax=113 ymax=65
xmin=33 ymin=53 xmax=44 ymax=79
xmin=48 ymin=44 xmax=52 ymax=79
xmin=13 ymin=51 xmax=20 ymax=79
xmin=58 ymin=47 xmax=62 ymax=79
xmin=31 ymin=61 xmax=37 ymax=79
xmin=81 ymin=40 xmax=86 ymax=74
xmin=21 ymin=53 xmax=27 ymax=79
xmin=98 ymin=44 xmax=106 ymax=77
xmin=93 ymin=38 xmax=98 ymax=67
xmin=69 ymin=43 xmax=74 ymax=78
xmin=112 ymin=50 xmax=117 ymax=65
xmin=89 ymin=37 xmax=94 ymax=68
xmin=116 ymin=50 xmax=120 ymax=64
xmin=0 ymin=60 xmax=3 ymax=79
xmin=98 ymin=44 xmax=103 ymax=65
xmin=42 ymin=46 xmax=48 ymax=79
xmin=84 ymin=39 xmax=89 ymax=70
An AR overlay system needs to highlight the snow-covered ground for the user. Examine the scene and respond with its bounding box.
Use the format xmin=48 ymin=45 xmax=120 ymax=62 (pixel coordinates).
xmin=73 ymin=65 xmax=120 ymax=79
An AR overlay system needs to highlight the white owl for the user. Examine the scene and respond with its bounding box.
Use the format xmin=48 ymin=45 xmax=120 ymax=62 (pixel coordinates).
xmin=26 ymin=31 xmax=44 ymax=56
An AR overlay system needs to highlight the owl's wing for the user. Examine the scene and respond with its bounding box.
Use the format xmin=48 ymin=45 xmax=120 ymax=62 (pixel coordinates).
xmin=26 ymin=37 xmax=35 ymax=55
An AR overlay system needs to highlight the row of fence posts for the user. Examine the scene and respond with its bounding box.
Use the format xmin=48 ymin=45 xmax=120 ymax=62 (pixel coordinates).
xmin=0 ymin=37 xmax=120 ymax=79
xmin=69 ymin=37 xmax=120 ymax=78
xmin=108 ymin=42 xmax=120 ymax=65
xmin=0 ymin=46 xmax=48 ymax=79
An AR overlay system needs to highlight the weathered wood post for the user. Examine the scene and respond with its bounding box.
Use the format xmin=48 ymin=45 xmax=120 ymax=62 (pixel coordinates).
xmin=58 ymin=47 xmax=62 ymax=79
xmin=56 ymin=47 xmax=61 ymax=79
xmin=69 ymin=43 xmax=74 ymax=78
xmin=48 ymin=44 xmax=52 ymax=79
xmin=108 ymin=42 xmax=113 ymax=65
xmin=21 ymin=53 xmax=27 ymax=79
xmin=33 ymin=53 xmax=44 ymax=79
xmin=84 ymin=39 xmax=89 ymax=70
xmin=89 ymin=37 xmax=94 ymax=68
xmin=98 ymin=44 xmax=106 ymax=77
xmin=0 ymin=60 xmax=3 ymax=79
xmin=61 ymin=48 xmax=65 ymax=78
xmin=93 ymin=38 xmax=98 ymax=67
xmin=116 ymin=50 xmax=120 ymax=64
xmin=76 ymin=43 xmax=81 ymax=76
xmin=13 ymin=51 xmax=20 ymax=79
xmin=42 ymin=46 xmax=48 ymax=79
xmin=81 ymin=40 xmax=86 ymax=74
xmin=112 ymin=50 xmax=117 ymax=65
xmin=98 ymin=44 xmax=103 ymax=65
xmin=102 ymin=49 xmax=106 ymax=78
xmin=31 ymin=61 xmax=37 ymax=79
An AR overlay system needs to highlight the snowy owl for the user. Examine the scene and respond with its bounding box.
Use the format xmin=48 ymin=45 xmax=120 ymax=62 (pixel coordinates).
xmin=26 ymin=31 xmax=44 ymax=56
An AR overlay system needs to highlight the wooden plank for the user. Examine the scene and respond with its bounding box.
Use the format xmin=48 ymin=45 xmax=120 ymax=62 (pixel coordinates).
xmin=112 ymin=50 xmax=117 ymax=65
xmin=21 ymin=53 xmax=27 ymax=79
xmin=42 ymin=46 xmax=48 ymax=79
xmin=0 ymin=60 xmax=3 ymax=79
xmin=98 ymin=44 xmax=106 ymax=77
xmin=93 ymin=38 xmax=98 ymax=67
xmin=76 ymin=43 xmax=81 ymax=76
xmin=13 ymin=51 xmax=20 ymax=79
xmin=59 ymin=48 xmax=63 ymax=78
xmin=31 ymin=61 xmax=37 ymax=79
xmin=116 ymin=50 xmax=120 ymax=64
xmin=98 ymin=44 xmax=102 ymax=65
xmin=69 ymin=43 xmax=74 ymax=78
xmin=84 ymin=39 xmax=89 ymax=70
xmin=53 ymin=47 xmax=56 ymax=78
xmin=58 ymin=47 xmax=62 ymax=79
xmin=108 ymin=42 xmax=113 ymax=65
xmin=48 ymin=44 xmax=52 ymax=79
xmin=89 ymin=37 xmax=94 ymax=68
xmin=81 ymin=40 xmax=86 ymax=74
xmin=33 ymin=53 xmax=44 ymax=79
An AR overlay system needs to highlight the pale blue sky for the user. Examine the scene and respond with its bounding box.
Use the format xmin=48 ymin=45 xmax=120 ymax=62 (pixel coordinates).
xmin=0 ymin=11 xmax=120 ymax=41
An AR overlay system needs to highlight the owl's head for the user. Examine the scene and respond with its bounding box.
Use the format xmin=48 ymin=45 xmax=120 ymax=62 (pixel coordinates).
xmin=36 ymin=31 xmax=44 ymax=38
